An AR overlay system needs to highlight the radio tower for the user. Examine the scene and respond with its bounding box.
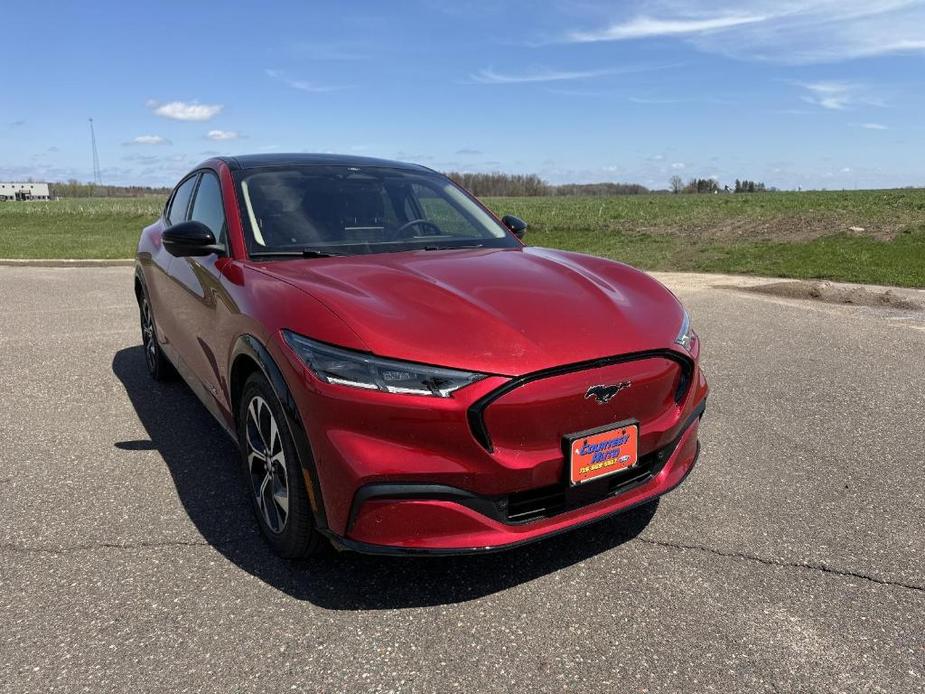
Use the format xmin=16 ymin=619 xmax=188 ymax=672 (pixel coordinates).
xmin=88 ymin=118 xmax=103 ymax=184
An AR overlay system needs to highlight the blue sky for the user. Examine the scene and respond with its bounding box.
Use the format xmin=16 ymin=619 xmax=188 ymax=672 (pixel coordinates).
xmin=2 ymin=1 xmax=923 ymax=190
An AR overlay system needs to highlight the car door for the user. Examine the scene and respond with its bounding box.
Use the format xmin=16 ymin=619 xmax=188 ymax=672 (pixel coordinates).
xmin=164 ymin=169 xmax=235 ymax=420
xmin=149 ymin=173 xmax=199 ymax=364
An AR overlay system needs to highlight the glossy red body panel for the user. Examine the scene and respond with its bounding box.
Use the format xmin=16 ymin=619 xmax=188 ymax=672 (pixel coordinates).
xmin=348 ymin=418 xmax=701 ymax=551
xmin=252 ymin=247 xmax=685 ymax=375
xmin=484 ymin=357 xmax=684 ymax=454
xmin=135 ymin=156 xmax=709 ymax=553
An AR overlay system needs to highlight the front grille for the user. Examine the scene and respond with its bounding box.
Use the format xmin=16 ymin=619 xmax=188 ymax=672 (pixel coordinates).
xmin=469 ymin=350 xmax=693 ymax=453
xmin=503 ymin=446 xmax=669 ymax=524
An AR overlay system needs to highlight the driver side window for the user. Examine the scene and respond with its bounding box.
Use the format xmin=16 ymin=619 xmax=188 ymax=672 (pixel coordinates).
xmin=190 ymin=171 xmax=227 ymax=248
xmin=409 ymin=183 xmax=472 ymax=237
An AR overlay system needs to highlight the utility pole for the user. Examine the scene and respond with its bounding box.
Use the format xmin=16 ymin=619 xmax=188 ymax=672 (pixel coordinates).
xmin=89 ymin=118 xmax=102 ymax=185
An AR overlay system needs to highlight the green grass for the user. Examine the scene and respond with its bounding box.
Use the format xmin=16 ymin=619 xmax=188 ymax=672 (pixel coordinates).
xmin=485 ymin=189 xmax=925 ymax=288
xmin=485 ymin=188 xmax=925 ymax=237
xmin=0 ymin=197 xmax=164 ymax=259
xmin=514 ymin=225 xmax=925 ymax=287
xmin=1 ymin=190 xmax=923 ymax=287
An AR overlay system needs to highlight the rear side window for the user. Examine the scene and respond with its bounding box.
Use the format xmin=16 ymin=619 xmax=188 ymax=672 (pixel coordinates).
xmin=167 ymin=175 xmax=198 ymax=225
xmin=190 ymin=171 xmax=227 ymax=245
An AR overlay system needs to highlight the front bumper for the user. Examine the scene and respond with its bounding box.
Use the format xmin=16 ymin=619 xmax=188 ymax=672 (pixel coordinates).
xmin=329 ymin=406 xmax=703 ymax=555
xmin=272 ymin=332 xmax=708 ymax=555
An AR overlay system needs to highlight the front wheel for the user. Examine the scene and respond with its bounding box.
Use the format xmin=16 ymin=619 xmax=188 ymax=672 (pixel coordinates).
xmin=138 ymin=288 xmax=173 ymax=381
xmin=238 ymin=372 xmax=325 ymax=558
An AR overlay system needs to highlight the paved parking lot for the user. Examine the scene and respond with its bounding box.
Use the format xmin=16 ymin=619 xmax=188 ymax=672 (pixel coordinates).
xmin=1 ymin=266 xmax=923 ymax=693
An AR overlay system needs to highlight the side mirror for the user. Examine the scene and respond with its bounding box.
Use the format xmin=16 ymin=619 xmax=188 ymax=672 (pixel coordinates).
xmin=501 ymin=215 xmax=528 ymax=240
xmin=162 ymin=221 xmax=223 ymax=257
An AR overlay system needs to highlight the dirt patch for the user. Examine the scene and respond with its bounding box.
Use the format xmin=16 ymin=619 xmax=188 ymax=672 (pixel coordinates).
xmin=654 ymin=216 xmax=900 ymax=243
xmin=739 ymin=280 xmax=922 ymax=310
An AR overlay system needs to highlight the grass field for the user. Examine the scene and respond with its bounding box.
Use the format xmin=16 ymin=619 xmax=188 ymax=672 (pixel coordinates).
xmin=0 ymin=197 xmax=163 ymax=260
xmin=1 ymin=190 xmax=923 ymax=287
xmin=487 ymin=189 xmax=925 ymax=287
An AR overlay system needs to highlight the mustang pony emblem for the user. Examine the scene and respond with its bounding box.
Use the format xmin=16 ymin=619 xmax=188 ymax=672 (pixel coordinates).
xmin=585 ymin=381 xmax=632 ymax=404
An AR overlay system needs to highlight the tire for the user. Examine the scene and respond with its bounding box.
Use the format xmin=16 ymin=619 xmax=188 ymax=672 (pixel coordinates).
xmin=138 ymin=287 xmax=173 ymax=381
xmin=237 ymin=372 xmax=325 ymax=558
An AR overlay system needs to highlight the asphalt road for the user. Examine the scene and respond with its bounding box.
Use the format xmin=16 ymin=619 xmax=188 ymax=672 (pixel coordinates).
xmin=1 ymin=266 xmax=923 ymax=693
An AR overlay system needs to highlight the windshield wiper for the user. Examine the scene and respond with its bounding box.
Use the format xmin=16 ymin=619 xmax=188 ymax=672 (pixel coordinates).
xmin=421 ymin=243 xmax=485 ymax=251
xmin=249 ymin=249 xmax=344 ymax=259
xmin=301 ymin=249 xmax=343 ymax=258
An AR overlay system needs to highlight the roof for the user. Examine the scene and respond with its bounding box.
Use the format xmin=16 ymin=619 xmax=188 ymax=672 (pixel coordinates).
xmin=220 ymin=153 xmax=432 ymax=173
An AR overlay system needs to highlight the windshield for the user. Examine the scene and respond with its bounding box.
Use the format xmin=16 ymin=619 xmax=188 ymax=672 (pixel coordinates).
xmin=236 ymin=166 xmax=517 ymax=257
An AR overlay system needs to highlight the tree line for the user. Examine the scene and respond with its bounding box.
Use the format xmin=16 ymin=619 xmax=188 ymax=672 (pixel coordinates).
xmin=48 ymin=180 xmax=171 ymax=198
xmin=554 ymin=182 xmax=650 ymax=196
xmin=669 ymin=175 xmax=771 ymax=194
xmin=670 ymin=176 xmax=719 ymax=194
xmin=445 ymin=172 xmax=773 ymax=197
xmin=443 ymin=172 xmax=551 ymax=196
xmin=734 ymin=179 xmax=767 ymax=193
xmin=40 ymin=173 xmax=772 ymax=199
xmin=443 ymin=172 xmax=651 ymax=197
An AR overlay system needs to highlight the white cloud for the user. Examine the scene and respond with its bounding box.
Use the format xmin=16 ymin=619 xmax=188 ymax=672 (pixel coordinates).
xmin=148 ymin=100 xmax=222 ymax=121
xmin=564 ymin=2 xmax=925 ymax=64
xmin=125 ymin=135 xmax=170 ymax=145
xmin=860 ymin=122 xmax=888 ymax=129
xmin=265 ymin=68 xmax=349 ymax=92
xmin=207 ymin=129 xmax=241 ymax=141
xmin=567 ymin=14 xmax=767 ymax=42
xmin=796 ymin=81 xmax=883 ymax=110
xmin=470 ymin=63 xmax=676 ymax=85
xmin=798 ymin=82 xmax=854 ymax=110
xmin=671 ymin=162 xmax=686 ymax=169
xmin=629 ymin=95 xmax=683 ymax=104
xmin=470 ymin=67 xmax=617 ymax=84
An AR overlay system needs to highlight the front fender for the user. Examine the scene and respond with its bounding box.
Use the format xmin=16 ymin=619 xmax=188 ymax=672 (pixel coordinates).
xmin=230 ymin=334 xmax=330 ymax=532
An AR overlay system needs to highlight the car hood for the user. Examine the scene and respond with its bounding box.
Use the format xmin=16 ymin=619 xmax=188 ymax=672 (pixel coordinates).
xmin=257 ymin=247 xmax=685 ymax=376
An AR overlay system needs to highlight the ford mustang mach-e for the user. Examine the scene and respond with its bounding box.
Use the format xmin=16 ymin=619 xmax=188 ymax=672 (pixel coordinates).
xmin=134 ymin=154 xmax=708 ymax=557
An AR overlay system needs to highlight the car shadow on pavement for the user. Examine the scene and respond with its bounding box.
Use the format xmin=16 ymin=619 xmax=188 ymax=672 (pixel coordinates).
xmin=113 ymin=345 xmax=656 ymax=610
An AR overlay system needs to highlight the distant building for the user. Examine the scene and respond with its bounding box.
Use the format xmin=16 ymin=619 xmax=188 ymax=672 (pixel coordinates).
xmin=0 ymin=182 xmax=50 ymax=201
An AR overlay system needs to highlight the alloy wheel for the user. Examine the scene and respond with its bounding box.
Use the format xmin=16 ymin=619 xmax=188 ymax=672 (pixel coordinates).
xmin=140 ymin=297 xmax=157 ymax=371
xmin=244 ymin=395 xmax=290 ymax=534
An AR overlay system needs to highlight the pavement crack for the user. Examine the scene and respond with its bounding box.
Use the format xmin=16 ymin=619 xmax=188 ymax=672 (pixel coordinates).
xmin=636 ymin=536 xmax=924 ymax=592
xmin=0 ymin=537 xmax=246 ymax=556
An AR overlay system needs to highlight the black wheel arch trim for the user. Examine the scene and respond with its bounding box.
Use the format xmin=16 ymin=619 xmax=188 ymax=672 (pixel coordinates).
xmin=467 ymin=348 xmax=695 ymax=452
xmin=230 ymin=334 xmax=330 ymax=532
xmin=133 ymin=264 xmax=148 ymax=300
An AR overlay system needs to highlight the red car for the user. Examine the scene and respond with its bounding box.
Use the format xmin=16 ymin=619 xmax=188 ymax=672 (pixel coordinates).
xmin=135 ymin=154 xmax=708 ymax=557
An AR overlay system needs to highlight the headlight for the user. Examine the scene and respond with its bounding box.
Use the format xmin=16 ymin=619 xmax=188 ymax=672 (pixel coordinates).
xmin=282 ymin=331 xmax=485 ymax=397
xmin=675 ymin=308 xmax=695 ymax=352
